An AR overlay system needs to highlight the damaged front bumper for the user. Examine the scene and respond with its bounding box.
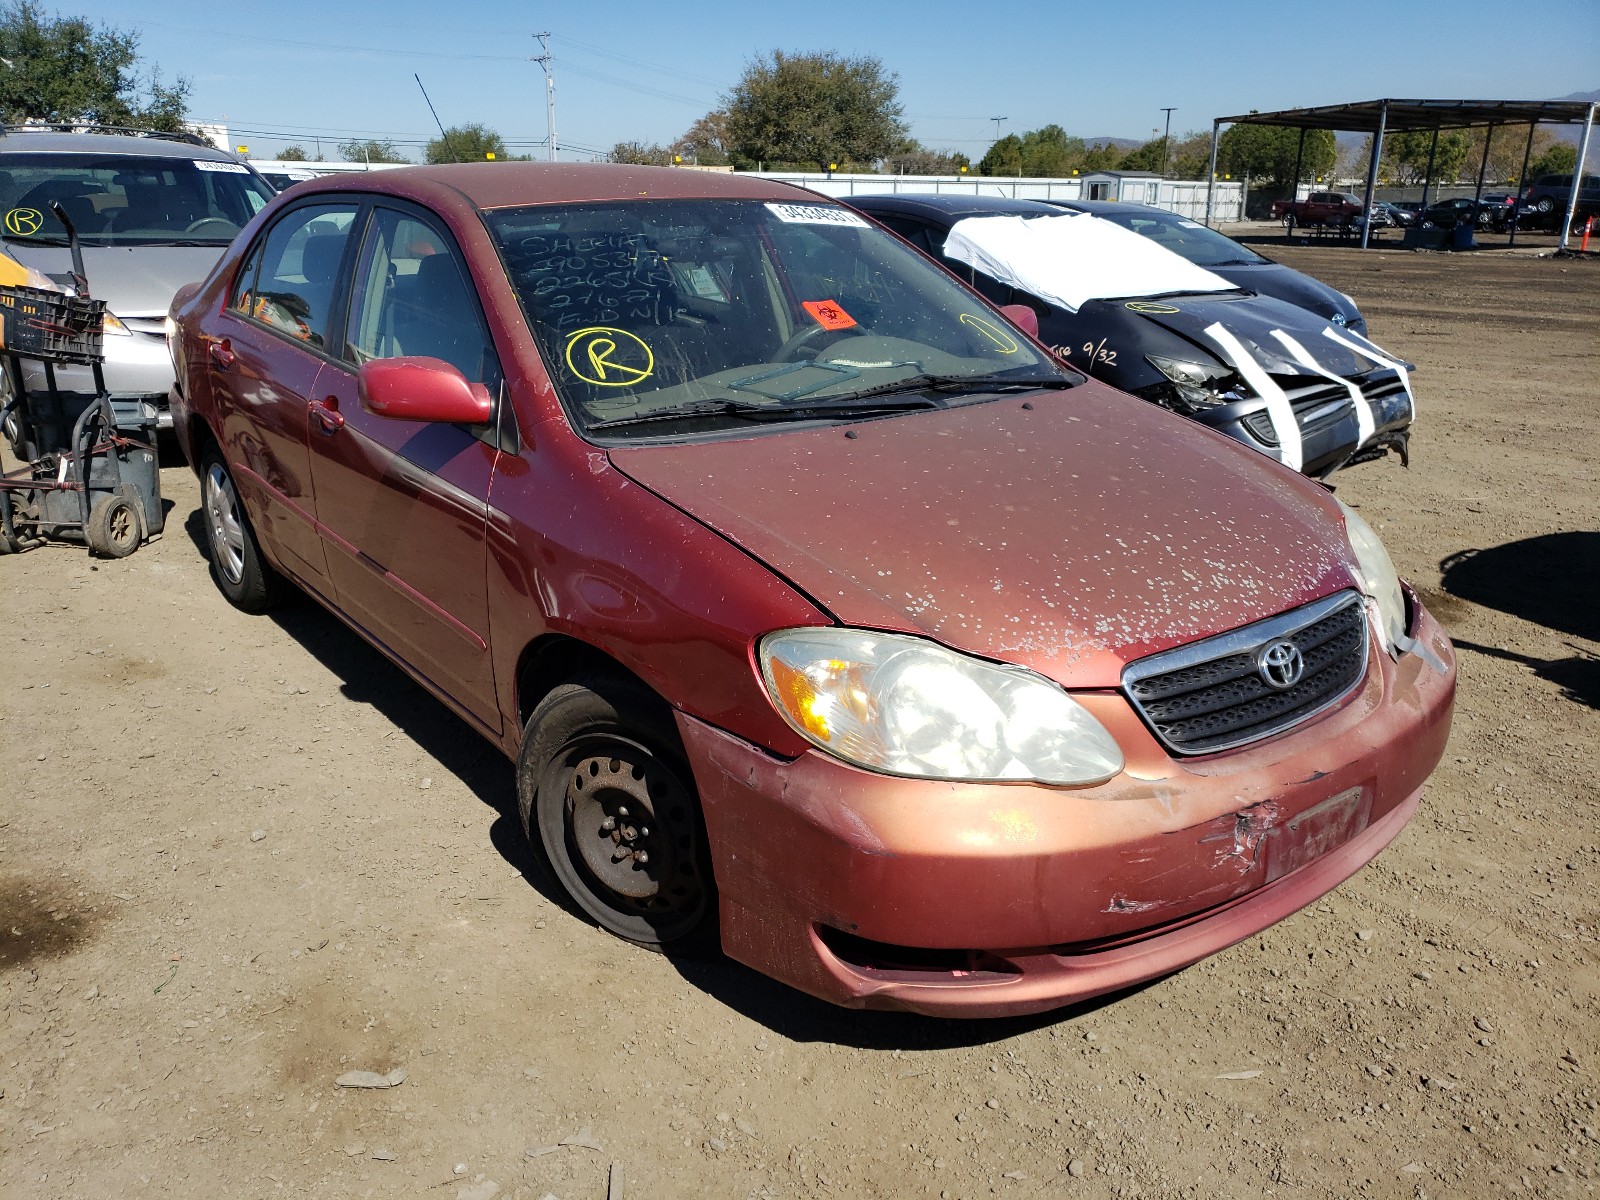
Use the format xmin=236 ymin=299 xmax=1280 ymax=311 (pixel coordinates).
xmin=678 ymin=599 xmax=1454 ymax=1018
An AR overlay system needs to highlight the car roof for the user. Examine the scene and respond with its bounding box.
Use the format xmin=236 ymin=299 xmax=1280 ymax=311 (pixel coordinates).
xmin=0 ymin=127 xmax=244 ymax=163
xmin=1038 ymin=198 xmax=1174 ymax=219
xmin=282 ymin=162 xmax=827 ymax=210
xmin=847 ymin=192 xmax=1060 ymax=221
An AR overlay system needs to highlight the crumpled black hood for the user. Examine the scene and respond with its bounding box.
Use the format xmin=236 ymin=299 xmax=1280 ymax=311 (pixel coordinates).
xmin=1091 ymin=290 xmax=1384 ymax=379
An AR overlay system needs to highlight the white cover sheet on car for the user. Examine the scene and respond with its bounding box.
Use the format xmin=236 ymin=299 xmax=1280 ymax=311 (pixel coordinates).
xmin=942 ymin=212 xmax=1236 ymax=313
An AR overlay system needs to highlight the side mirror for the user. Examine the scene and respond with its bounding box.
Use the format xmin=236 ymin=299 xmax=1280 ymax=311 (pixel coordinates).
xmin=999 ymin=303 xmax=1039 ymax=339
xmin=358 ymin=357 xmax=493 ymax=425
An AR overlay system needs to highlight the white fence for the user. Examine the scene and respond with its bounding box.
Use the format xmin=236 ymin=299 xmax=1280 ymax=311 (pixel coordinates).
xmin=754 ymin=173 xmax=1246 ymax=222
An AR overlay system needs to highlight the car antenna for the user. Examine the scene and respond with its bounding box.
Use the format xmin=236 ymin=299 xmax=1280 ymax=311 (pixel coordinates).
xmin=415 ymin=74 xmax=461 ymax=163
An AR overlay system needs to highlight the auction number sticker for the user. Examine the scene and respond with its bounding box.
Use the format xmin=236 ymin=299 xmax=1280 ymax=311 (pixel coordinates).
xmin=4 ymin=208 xmax=43 ymax=235
xmin=195 ymin=160 xmax=251 ymax=174
xmin=565 ymin=326 xmax=655 ymax=387
xmin=765 ymin=203 xmax=869 ymax=228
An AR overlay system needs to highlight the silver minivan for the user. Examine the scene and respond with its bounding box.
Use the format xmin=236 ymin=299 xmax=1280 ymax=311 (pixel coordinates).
xmin=0 ymin=126 xmax=274 ymax=433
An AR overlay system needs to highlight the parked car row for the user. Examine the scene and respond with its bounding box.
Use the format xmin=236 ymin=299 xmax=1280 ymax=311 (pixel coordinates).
xmin=3 ymin=123 xmax=1457 ymax=1018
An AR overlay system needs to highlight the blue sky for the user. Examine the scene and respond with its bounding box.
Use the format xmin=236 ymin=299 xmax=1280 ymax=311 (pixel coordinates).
xmin=85 ymin=0 xmax=1600 ymax=160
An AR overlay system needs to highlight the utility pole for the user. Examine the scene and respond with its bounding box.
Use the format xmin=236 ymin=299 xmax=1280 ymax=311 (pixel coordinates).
xmin=532 ymin=32 xmax=557 ymax=163
xmin=1159 ymin=107 xmax=1176 ymax=176
xmin=991 ymin=116 xmax=1007 ymax=144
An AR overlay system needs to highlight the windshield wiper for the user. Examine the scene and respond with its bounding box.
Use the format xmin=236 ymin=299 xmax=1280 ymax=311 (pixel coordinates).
xmin=586 ymin=400 xmax=779 ymax=431
xmin=812 ymin=372 xmax=1079 ymax=405
xmin=2 ymin=234 xmax=69 ymax=247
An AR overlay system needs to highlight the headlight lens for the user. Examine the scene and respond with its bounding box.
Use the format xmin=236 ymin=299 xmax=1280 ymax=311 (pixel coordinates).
xmin=759 ymin=628 xmax=1123 ymax=786
xmin=102 ymin=311 xmax=132 ymax=337
xmin=1338 ymin=500 xmax=1407 ymax=650
xmin=1145 ymin=354 xmax=1241 ymax=411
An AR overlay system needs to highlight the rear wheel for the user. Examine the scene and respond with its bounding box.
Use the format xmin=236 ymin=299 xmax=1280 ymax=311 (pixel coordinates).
xmin=200 ymin=447 xmax=286 ymax=612
xmin=517 ymin=675 xmax=716 ymax=951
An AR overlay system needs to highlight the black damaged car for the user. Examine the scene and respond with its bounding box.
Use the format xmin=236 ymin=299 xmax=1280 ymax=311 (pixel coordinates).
xmin=848 ymin=193 xmax=1415 ymax=479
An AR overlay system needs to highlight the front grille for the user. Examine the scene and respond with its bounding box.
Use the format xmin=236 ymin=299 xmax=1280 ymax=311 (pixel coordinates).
xmin=1241 ymin=380 xmax=1356 ymax=445
xmin=1122 ymin=591 xmax=1368 ymax=755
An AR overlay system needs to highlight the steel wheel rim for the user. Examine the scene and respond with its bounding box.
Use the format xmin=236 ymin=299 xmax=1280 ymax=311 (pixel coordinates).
xmin=204 ymin=463 xmax=246 ymax=584
xmin=549 ymin=733 xmax=708 ymax=936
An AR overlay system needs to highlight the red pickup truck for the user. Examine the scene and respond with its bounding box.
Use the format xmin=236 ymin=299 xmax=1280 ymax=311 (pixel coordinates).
xmin=1271 ymin=191 xmax=1365 ymax=230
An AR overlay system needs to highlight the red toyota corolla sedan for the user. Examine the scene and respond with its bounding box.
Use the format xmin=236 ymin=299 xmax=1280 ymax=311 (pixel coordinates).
xmin=168 ymin=164 xmax=1455 ymax=1017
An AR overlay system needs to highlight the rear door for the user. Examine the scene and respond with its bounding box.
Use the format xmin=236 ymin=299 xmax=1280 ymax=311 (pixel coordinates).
xmin=306 ymin=203 xmax=503 ymax=734
xmin=207 ymin=200 xmax=361 ymax=593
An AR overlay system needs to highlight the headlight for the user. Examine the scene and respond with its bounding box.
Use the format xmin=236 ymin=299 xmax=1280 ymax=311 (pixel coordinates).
xmin=1145 ymin=355 xmax=1241 ymax=411
xmin=1338 ymin=500 xmax=1407 ymax=651
xmin=102 ymin=312 xmax=132 ymax=337
xmin=163 ymin=314 xmax=177 ymax=341
xmin=759 ymin=628 xmax=1123 ymax=786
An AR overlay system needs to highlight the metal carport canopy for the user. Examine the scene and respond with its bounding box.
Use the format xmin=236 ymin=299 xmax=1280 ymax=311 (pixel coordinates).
xmin=1202 ymin=98 xmax=1598 ymax=249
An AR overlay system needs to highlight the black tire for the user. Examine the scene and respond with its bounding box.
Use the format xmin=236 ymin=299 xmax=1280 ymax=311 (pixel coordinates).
xmin=199 ymin=447 xmax=286 ymax=612
xmin=85 ymin=494 xmax=141 ymax=558
xmin=516 ymin=674 xmax=717 ymax=951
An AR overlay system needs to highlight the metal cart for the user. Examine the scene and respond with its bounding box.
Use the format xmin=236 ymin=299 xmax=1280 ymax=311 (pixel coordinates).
xmin=0 ymin=202 xmax=161 ymax=557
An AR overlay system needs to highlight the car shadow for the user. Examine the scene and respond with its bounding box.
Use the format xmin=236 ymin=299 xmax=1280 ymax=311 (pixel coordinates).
xmin=177 ymin=503 xmax=1184 ymax=1043
xmin=1439 ymin=533 xmax=1599 ymax=709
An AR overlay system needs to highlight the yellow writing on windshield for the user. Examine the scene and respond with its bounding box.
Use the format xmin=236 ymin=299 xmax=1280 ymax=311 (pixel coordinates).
xmin=959 ymin=313 xmax=1019 ymax=355
xmin=565 ymin=326 xmax=655 ymax=387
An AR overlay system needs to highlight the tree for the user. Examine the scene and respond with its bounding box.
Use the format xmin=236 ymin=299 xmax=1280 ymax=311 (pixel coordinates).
xmin=0 ymin=0 xmax=190 ymax=130
xmin=609 ymin=141 xmax=673 ymax=166
xmin=1017 ymin=125 xmax=1082 ymax=176
xmin=1167 ymin=131 xmax=1216 ymax=180
xmin=1118 ymin=136 xmax=1167 ymax=173
xmin=1217 ymin=122 xmax=1335 ymax=189
xmin=978 ymin=133 xmax=1023 ymax=176
xmin=673 ymin=110 xmax=730 ymax=166
xmin=338 ymin=138 xmax=408 ymax=165
xmin=277 ymin=145 xmax=309 ymax=161
xmin=1375 ymin=130 xmax=1470 ymax=185
xmin=1081 ymin=141 xmax=1123 ymax=172
xmin=1529 ymin=141 xmax=1577 ymax=180
xmin=725 ymin=50 xmax=908 ymax=170
xmin=881 ymin=144 xmax=970 ymax=175
xmin=425 ymin=123 xmax=509 ymax=164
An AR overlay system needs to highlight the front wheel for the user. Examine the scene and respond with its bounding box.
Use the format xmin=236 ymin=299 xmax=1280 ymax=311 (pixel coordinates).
xmin=517 ymin=675 xmax=716 ymax=950
xmin=200 ymin=447 xmax=286 ymax=612
xmin=85 ymin=494 xmax=141 ymax=558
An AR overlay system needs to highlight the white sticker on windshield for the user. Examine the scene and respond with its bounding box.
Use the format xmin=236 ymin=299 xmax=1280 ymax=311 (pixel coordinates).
xmin=765 ymin=203 xmax=869 ymax=228
xmin=195 ymin=160 xmax=250 ymax=174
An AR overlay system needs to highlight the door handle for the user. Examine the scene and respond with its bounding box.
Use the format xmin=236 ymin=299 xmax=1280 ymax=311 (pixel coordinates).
xmin=308 ymin=397 xmax=345 ymax=434
xmin=208 ymin=340 xmax=236 ymax=368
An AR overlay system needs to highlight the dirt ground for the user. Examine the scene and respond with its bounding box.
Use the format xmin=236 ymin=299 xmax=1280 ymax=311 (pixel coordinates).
xmin=2 ymin=245 xmax=1597 ymax=1200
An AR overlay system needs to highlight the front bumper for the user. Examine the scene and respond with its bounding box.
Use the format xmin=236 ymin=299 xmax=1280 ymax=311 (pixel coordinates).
xmin=19 ymin=323 xmax=174 ymax=426
xmin=679 ymin=601 xmax=1454 ymax=1018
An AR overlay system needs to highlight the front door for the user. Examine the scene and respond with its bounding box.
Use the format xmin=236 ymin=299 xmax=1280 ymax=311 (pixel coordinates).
xmin=209 ymin=200 xmax=360 ymax=594
xmin=306 ymin=205 xmax=503 ymax=734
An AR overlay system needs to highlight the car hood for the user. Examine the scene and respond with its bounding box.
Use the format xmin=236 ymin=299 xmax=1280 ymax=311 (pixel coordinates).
xmin=2 ymin=243 xmax=226 ymax=317
xmin=1093 ymin=290 xmax=1387 ymax=379
xmin=1206 ymin=262 xmax=1357 ymax=327
xmin=607 ymin=381 xmax=1361 ymax=689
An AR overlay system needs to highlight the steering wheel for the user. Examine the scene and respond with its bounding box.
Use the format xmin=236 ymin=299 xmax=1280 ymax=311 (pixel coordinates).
xmin=775 ymin=322 xmax=864 ymax=362
xmin=184 ymin=217 xmax=238 ymax=236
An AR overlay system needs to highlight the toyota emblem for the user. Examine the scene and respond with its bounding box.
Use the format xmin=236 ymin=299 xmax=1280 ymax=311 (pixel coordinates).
xmin=1256 ymin=639 xmax=1305 ymax=690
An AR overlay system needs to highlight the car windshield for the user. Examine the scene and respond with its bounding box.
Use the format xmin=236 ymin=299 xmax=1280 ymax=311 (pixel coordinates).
xmin=0 ymin=152 xmax=273 ymax=247
xmin=1092 ymin=209 xmax=1268 ymax=267
xmin=486 ymin=198 xmax=1073 ymax=440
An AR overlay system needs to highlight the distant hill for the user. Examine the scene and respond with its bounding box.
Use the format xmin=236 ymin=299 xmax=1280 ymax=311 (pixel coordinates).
xmin=1079 ymin=135 xmax=1144 ymax=150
